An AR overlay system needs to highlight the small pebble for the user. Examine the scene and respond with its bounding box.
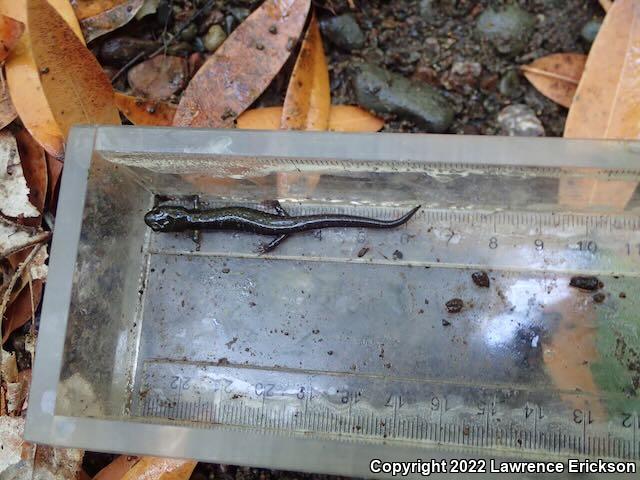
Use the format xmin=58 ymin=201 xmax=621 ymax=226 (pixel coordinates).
xmin=269 ymin=25 xmax=278 ymax=34
xmin=357 ymin=247 xmax=370 ymax=258
xmin=222 ymin=267 xmax=230 ymax=274
xmin=498 ymin=70 xmax=522 ymax=98
xmin=476 ymin=5 xmax=536 ymax=56
xmin=179 ymin=23 xmax=198 ymax=41
xmin=592 ymin=292 xmax=606 ymax=304
xmin=441 ymin=319 xmax=451 ymax=327
xmin=581 ymin=19 xmax=602 ymax=44
xmin=203 ymin=24 xmax=226 ymax=52
xmin=392 ymin=249 xmax=403 ymax=260
xmin=471 ymin=271 xmax=490 ymax=288
xmin=619 ymin=292 xmax=627 ymax=299
xmin=319 ymin=14 xmax=365 ymax=51
xmin=445 ymin=298 xmax=464 ymax=313
xmin=497 ymin=104 xmax=545 ymax=137
xmin=569 ymin=276 xmax=602 ymax=291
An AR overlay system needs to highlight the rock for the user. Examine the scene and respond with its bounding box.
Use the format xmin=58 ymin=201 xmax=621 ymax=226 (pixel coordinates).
xmin=352 ymin=63 xmax=454 ymax=132
xmin=498 ymin=70 xmax=522 ymax=98
xmin=100 ymin=37 xmax=159 ymax=66
xmin=444 ymin=61 xmax=482 ymax=93
xmin=203 ymin=24 xmax=227 ymax=52
xmin=228 ymin=7 xmax=250 ymax=23
xmin=581 ymin=19 xmax=602 ymax=44
xmin=320 ymin=14 xmax=365 ymax=51
xmin=198 ymin=9 xmax=224 ymax=34
xmin=127 ymin=55 xmax=188 ymax=101
xmin=180 ymin=23 xmax=198 ymax=41
xmin=476 ymin=5 xmax=535 ymax=55
xmin=497 ymin=104 xmax=545 ymax=137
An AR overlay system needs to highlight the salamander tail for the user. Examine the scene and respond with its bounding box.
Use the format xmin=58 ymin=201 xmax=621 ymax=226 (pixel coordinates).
xmin=389 ymin=205 xmax=421 ymax=226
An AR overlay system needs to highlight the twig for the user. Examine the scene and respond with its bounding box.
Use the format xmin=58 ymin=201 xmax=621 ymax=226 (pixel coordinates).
xmin=599 ymin=0 xmax=613 ymax=12
xmin=111 ymin=0 xmax=216 ymax=83
xmin=0 ymin=244 xmax=43 ymax=323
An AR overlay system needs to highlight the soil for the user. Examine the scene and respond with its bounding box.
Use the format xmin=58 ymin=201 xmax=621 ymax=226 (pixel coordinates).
xmin=24 ymin=0 xmax=606 ymax=478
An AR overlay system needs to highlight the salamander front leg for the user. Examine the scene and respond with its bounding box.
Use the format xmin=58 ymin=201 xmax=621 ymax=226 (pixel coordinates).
xmin=257 ymin=234 xmax=289 ymax=254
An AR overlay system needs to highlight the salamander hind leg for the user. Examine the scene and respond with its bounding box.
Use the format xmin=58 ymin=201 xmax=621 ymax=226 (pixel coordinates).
xmin=257 ymin=234 xmax=289 ymax=254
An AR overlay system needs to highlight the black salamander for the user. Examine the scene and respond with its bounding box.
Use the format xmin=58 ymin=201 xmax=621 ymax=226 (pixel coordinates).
xmin=145 ymin=201 xmax=421 ymax=252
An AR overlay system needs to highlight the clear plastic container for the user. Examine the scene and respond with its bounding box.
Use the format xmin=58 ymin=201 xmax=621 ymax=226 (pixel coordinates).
xmin=27 ymin=126 xmax=640 ymax=477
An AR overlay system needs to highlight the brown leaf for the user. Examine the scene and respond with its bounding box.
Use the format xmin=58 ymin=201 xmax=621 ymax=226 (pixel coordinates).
xmin=174 ymin=0 xmax=311 ymax=128
xmin=2 ymin=279 xmax=42 ymax=345
xmin=115 ymin=92 xmax=176 ymax=126
xmin=0 ymin=0 xmax=84 ymax=158
xmin=93 ymin=455 xmax=141 ymax=480
xmin=120 ymin=457 xmax=197 ymax=480
xmin=0 ymin=13 xmax=24 ymax=62
xmin=45 ymin=152 xmax=63 ymax=211
xmin=521 ymin=53 xmax=586 ymax=108
xmin=15 ymin=128 xmax=47 ymax=224
xmin=0 ymin=85 xmax=17 ymax=130
xmin=281 ymin=14 xmax=330 ymax=130
xmin=565 ymin=0 xmax=640 ymax=139
xmin=72 ymin=0 xmax=144 ymax=42
xmin=127 ymin=55 xmax=188 ymax=101
xmin=238 ymin=105 xmax=384 ymax=132
xmin=27 ymin=0 xmax=120 ymax=143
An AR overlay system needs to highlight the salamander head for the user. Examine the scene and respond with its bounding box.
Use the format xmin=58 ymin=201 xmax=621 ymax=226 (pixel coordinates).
xmin=144 ymin=207 xmax=187 ymax=232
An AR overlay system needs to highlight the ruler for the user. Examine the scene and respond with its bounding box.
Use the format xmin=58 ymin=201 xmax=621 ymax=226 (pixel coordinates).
xmin=132 ymin=201 xmax=640 ymax=464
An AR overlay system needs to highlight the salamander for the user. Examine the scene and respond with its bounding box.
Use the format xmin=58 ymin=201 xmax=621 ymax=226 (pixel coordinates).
xmin=144 ymin=202 xmax=421 ymax=252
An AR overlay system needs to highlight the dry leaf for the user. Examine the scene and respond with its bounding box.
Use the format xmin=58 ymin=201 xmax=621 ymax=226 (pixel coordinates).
xmin=16 ymin=128 xmax=47 ymax=222
xmin=0 ymin=416 xmax=24 ymax=472
xmin=27 ymin=0 xmax=121 ymax=142
xmin=281 ymin=14 xmax=330 ymax=130
xmin=238 ymin=105 xmax=384 ymax=132
xmin=0 ymin=217 xmax=50 ymax=258
xmin=0 ymin=14 xmax=24 ymax=62
xmin=115 ymin=92 xmax=176 ymax=126
xmin=0 ymin=130 xmax=39 ymax=218
xmin=72 ymin=0 xmax=144 ymax=42
xmin=0 ymin=0 xmax=84 ymax=158
xmin=174 ymin=0 xmax=311 ymax=127
xmin=45 ymin=152 xmax=63 ymax=209
xmin=93 ymin=455 xmax=141 ymax=480
xmin=2 ymin=279 xmax=42 ymax=345
xmin=521 ymin=53 xmax=586 ymax=108
xmin=127 ymin=55 xmax=188 ymax=101
xmin=120 ymin=457 xmax=197 ymax=480
xmin=565 ymin=0 xmax=640 ymax=139
xmin=0 ymin=86 xmax=17 ymax=130
xmin=32 ymin=444 xmax=85 ymax=480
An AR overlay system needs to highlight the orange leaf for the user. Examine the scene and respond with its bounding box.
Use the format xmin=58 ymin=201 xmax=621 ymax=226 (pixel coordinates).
xmin=238 ymin=105 xmax=384 ymax=132
xmin=15 ymin=128 xmax=47 ymax=226
xmin=27 ymin=0 xmax=121 ymax=142
xmin=115 ymin=92 xmax=176 ymax=126
xmin=72 ymin=0 xmax=144 ymax=42
xmin=565 ymin=0 xmax=640 ymax=139
xmin=281 ymin=14 xmax=330 ymax=130
xmin=120 ymin=457 xmax=197 ymax=480
xmin=521 ymin=53 xmax=586 ymax=108
xmin=174 ymin=0 xmax=311 ymax=128
xmin=2 ymin=279 xmax=42 ymax=345
xmin=0 ymin=14 xmax=24 ymax=62
xmin=0 ymin=0 xmax=84 ymax=158
xmin=93 ymin=455 xmax=141 ymax=480
xmin=327 ymin=105 xmax=385 ymax=132
xmin=0 ymin=85 xmax=17 ymax=130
